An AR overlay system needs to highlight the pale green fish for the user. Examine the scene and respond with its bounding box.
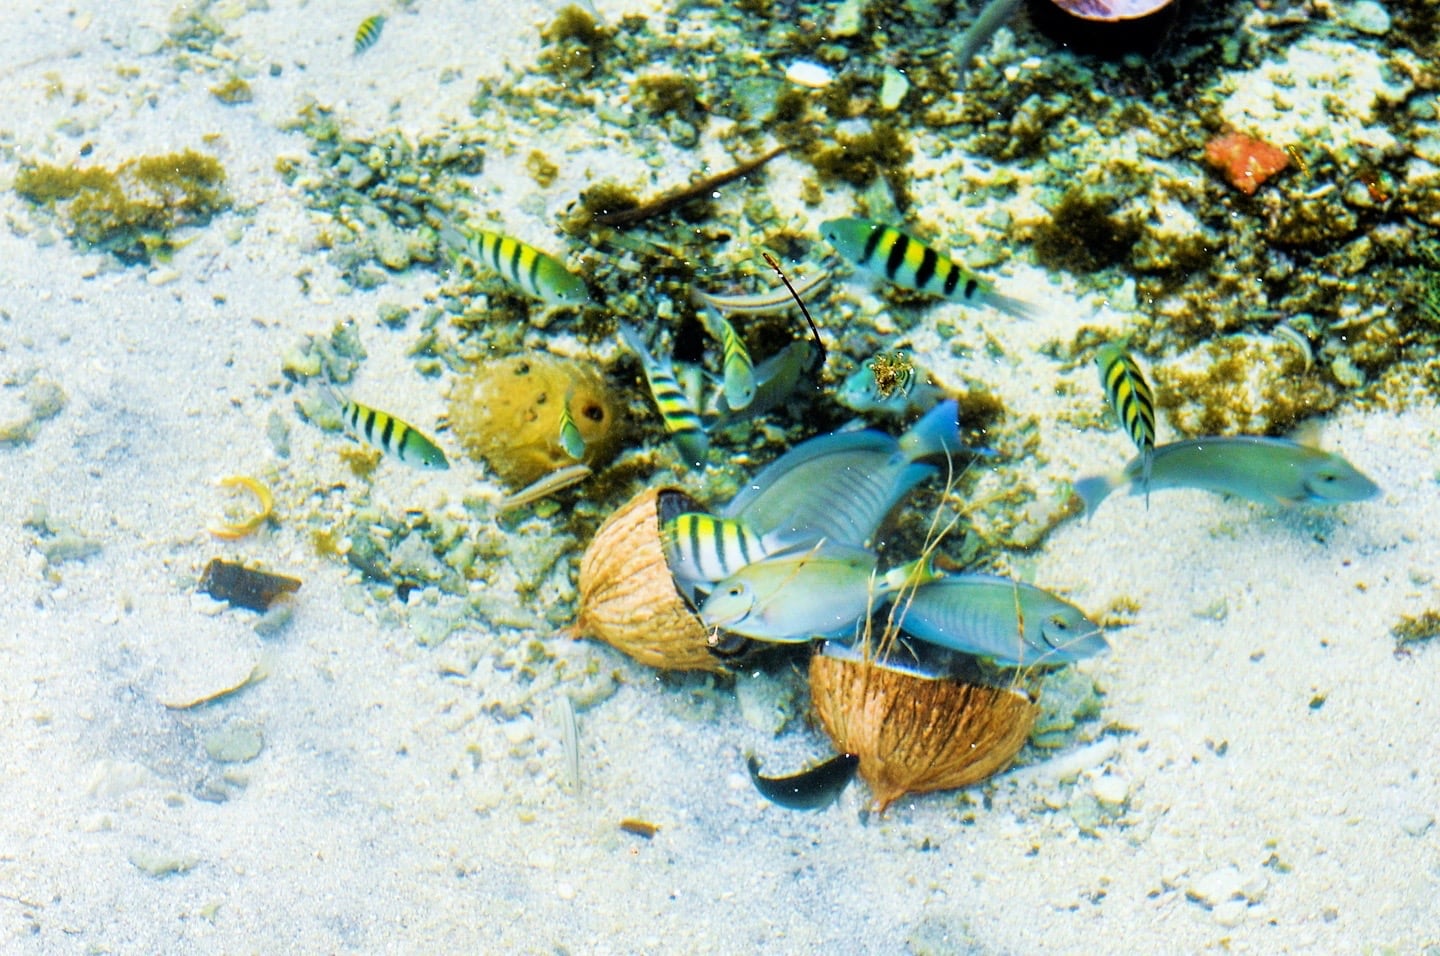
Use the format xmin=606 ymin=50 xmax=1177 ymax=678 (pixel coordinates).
xmin=1074 ymin=435 xmax=1380 ymax=514
xmin=711 ymin=339 xmax=818 ymax=421
xmin=699 ymin=546 xmax=879 ymax=643
xmin=894 ymin=574 xmax=1106 ymax=668
xmin=820 ymin=217 xmax=1039 ymax=319
xmin=339 ymin=396 xmax=448 ymax=470
xmin=660 ymin=511 xmax=803 ymax=589
xmin=722 ymin=400 xmax=961 ymax=549
xmin=618 ymin=321 xmax=709 ymax=464
xmin=1094 ymin=342 xmax=1156 ymax=495
xmin=699 ymin=306 xmax=756 ymax=411
xmin=699 ymin=547 xmax=935 ymax=643
xmin=836 ymin=350 xmax=943 ymax=418
xmin=557 ymin=388 xmax=586 ymax=460
xmin=439 ymin=222 xmax=589 ymax=306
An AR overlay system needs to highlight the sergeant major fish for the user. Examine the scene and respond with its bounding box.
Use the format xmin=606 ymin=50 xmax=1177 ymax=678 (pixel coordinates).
xmin=618 ymin=321 xmax=709 ymax=464
xmin=698 ymin=306 xmax=756 ymax=412
xmin=660 ymin=511 xmax=805 ymax=593
xmin=331 ymin=392 xmax=449 ymax=470
xmin=1073 ymin=434 xmax=1380 ymax=514
xmin=820 ymin=217 xmax=1039 ymax=320
xmin=1095 ymin=341 xmax=1156 ymax=497
xmin=439 ymin=222 xmax=589 ymax=306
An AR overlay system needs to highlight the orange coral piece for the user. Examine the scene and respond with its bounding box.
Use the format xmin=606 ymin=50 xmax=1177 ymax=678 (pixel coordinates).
xmin=1204 ymin=130 xmax=1290 ymax=196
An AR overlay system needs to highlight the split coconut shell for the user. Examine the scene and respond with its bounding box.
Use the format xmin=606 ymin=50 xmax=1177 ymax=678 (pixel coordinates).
xmin=574 ymin=486 xmax=725 ymax=672
xmin=810 ymin=651 xmax=1040 ymax=812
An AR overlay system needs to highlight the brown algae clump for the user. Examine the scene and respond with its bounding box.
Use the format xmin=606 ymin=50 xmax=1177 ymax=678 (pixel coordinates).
xmin=14 ymin=150 xmax=228 ymax=262
xmin=449 ymin=354 xmax=622 ymax=488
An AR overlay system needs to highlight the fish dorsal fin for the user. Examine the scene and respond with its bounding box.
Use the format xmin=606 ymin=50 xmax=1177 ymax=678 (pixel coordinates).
xmin=1286 ymin=420 xmax=1324 ymax=449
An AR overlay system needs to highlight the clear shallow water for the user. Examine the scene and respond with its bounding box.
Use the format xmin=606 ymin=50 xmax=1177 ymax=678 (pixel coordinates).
xmin=0 ymin=1 xmax=1437 ymax=951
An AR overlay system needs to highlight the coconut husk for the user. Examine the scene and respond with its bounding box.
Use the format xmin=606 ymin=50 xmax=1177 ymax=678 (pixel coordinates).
xmin=574 ymin=487 xmax=724 ymax=672
xmin=810 ymin=652 xmax=1040 ymax=812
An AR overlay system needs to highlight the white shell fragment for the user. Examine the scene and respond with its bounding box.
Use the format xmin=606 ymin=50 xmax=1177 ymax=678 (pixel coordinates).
xmin=785 ymin=61 xmax=834 ymax=89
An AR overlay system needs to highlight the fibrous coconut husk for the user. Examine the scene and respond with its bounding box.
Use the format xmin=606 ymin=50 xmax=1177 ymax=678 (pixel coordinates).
xmin=574 ymin=487 xmax=724 ymax=672
xmin=810 ymin=651 xmax=1040 ymax=812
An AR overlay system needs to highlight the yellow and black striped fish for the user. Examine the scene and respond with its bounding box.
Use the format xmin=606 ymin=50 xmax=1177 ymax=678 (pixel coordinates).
xmin=618 ymin=321 xmax=709 ymax=465
xmin=699 ymin=307 xmax=755 ymax=412
xmin=341 ymin=397 xmax=449 ymax=470
xmin=820 ymin=217 xmax=1039 ymax=319
xmin=1095 ymin=341 xmax=1155 ymax=491
xmin=661 ymin=511 xmax=769 ymax=585
xmin=440 ymin=223 xmax=589 ymax=306
xmin=353 ymin=15 xmax=385 ymax=55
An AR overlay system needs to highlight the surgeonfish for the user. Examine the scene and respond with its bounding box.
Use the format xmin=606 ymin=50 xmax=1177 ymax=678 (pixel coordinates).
xmin=836 ymin=350 xmax=943 ymax=418
xmin=893 ymin=574 xmax=1107 ymax=668
xmin=617 ymin=321 xmax=709 ymax=464
xmin=1095 ymin=342 xmax=1156 ymax=497
xmin=1073 ymin=434 xmax=1381 ymax=514
xmin=698 ymin=307 xmax=756 ymax=412
xmin=354 ymin=14 xmax=385 ymax=54
xmin=747 ymin=753 xmax=860 ymax=811
xmin=660 ymin=511 xmax=803 ymax=591
xmin=338 ymin=396 xmax=449 ymax=470
xmin=699 ymin=546 xmax=937 ymax=643
xmin=820 ymin=217 xmax=1039 ymax=320
xmin=699 ymin=545 xmax=881 ymax=642
xmin=722 ymin=400 xmax=962 ymax=549
xmin=557 ymin=388 xmax=586 ymax=460
xmin=439 ymin=222 xmax=589 ymax=306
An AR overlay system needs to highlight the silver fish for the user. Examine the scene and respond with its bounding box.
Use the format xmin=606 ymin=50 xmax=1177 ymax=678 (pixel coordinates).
xmin=722 ymin=400 xmax=961 ymax=549
xmin=894 ymin=574 xmax=1107 ymax=668
xmin=1074 ymin=435 xmax=1380 ymax=514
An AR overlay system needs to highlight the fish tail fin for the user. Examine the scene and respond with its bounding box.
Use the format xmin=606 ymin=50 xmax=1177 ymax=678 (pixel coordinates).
xmin=981 ymin=289 xmax=1043 ymax=321
xmin=1073 ymin=473 xmax=1120 ymax=516
xmin=896 ymin=400 xmax=961 ymax=462
xmin=1141 ymin=450 xmax=1153 ymax=510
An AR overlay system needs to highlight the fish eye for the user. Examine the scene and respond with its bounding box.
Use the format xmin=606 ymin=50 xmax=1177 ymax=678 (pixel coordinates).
xmin=1047 ymin=614 xmax=1070 ymax=632
xmin=726 ymin=584 xmax=744 ymax=598
xmin=583 ymin=403 xmax=604 ymax=423
xmin=1315 ymin=471 xmax=1338 ymax=483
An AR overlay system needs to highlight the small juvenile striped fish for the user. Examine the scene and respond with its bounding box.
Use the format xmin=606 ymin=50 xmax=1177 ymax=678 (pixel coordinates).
xmin=1095 ymin=342 xmax=1156 ymax=493
xmin=557 ymin=388 xmax=586 ymax=460
xmin=440 ymin=223 xmax=589 ymax=306
xmin=820 ymin=217 xmax=1039 ymax=319
xmin=341 ymin=397 xmax=449 ymax=470
xmin=699 ymin=306 xmax=755 ymax=411
xmin=353 ymin=15 xmax=385 ymax=55
xmin=618 ymin=321 xmax=709 ymax=464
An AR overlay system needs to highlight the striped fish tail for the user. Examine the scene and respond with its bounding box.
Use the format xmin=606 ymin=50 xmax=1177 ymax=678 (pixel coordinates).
xmin=558 ymin=388 xmax=586 ymax=460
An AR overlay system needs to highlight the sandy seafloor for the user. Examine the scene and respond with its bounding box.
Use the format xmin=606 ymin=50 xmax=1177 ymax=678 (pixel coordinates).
xmin=1 ymin=0 xmax=1438 ymax=953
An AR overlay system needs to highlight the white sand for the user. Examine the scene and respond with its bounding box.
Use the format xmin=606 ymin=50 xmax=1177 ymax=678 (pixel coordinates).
xmin=1 ymin=1 xmax=1437 ymax=952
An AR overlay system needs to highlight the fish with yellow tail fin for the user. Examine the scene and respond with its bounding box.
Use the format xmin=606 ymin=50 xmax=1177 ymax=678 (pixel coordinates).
xmin=617 ymin=321 xmax=709 ymax=464
xmin=820 ymin=217 xmax=1039 ymax=319
xmin=1073 ymin=433 xmax=1380 ymax=515
xmin=698 ymin=306 xmax=756 ymax=411
xmin=439 ymin=221 xmax=589 ymax=306
xmin=1095 ymin=341 xmax=1156 ymax=498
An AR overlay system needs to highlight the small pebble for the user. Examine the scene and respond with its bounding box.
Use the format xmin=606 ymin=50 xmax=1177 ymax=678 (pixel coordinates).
xmin=785 ymin=61 xmax=833 ymax=88
xmin=1091 ymin=773 xmax=1128 ymax=807
xmin=1399 ymin=813 xmax=1434 ymax=837
xmin=1187 ymin=864 xmax=1243 ymax=908
xmin=556 ymin=881 xmax=576 ymax=901
xmin=1212 ymin=899 xmax=1249 ymax=928
xmin=204 ymin=720 xmax=264 ymax=763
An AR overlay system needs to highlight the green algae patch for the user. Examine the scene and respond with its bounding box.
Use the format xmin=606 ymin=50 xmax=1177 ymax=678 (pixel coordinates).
xmin=14 ymin=150 xmax=229 ymax=262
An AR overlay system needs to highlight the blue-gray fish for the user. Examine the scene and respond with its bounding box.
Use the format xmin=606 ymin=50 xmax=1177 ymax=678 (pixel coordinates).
xmin=1095 ymin=342 xmax=1155 ymax=494
xmin=820 ymin=217 xmax=1039 ymax=319
xmin=1074 ymin=435 xmax=1380 ymax=514
xmin=618 ymin=321 xmax=709 ymax=464
xmin=722 ymin=400 xmax=961 ymax=549
xmin=894 ymin=574 xmax=1107 ymax=668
